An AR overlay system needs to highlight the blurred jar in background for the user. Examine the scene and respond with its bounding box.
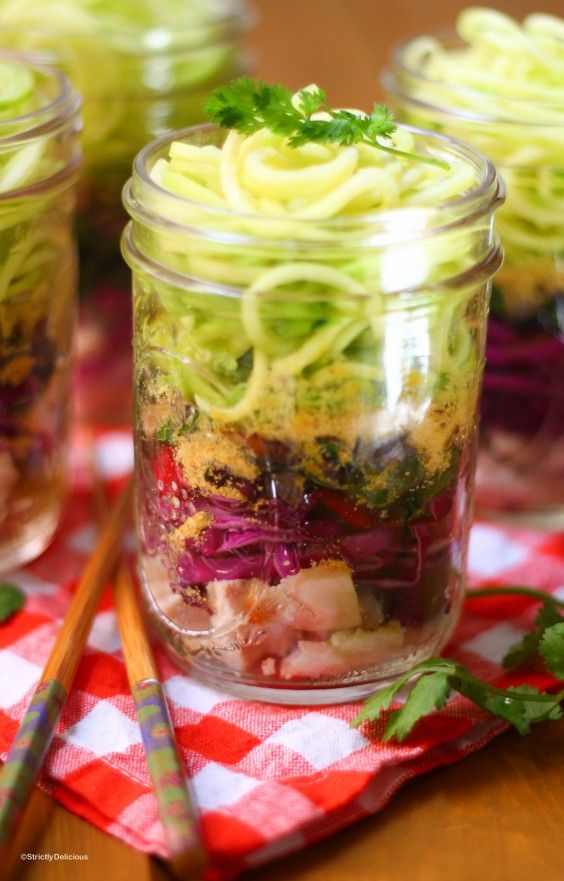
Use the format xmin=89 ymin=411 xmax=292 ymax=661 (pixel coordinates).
xmin=384 ymin=8 xmax=564 ymax=525
xmin=0 ymin=55 xmax=81 ymax=572
xmin=0 ymin=0 xmax=254 ymax=424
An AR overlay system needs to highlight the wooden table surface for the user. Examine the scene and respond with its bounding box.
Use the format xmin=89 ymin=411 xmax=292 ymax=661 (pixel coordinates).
xmin=6 ymin=2 xmax=564 ymax=880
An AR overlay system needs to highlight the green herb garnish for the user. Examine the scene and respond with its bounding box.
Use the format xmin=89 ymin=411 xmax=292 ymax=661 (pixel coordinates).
xmin=353 ymin=585 xmax=564 ymax=740
xmin=203 ymin=78 xmax=449 ymax=169
xmin=0 ymin=582 xmax=25 ymax=624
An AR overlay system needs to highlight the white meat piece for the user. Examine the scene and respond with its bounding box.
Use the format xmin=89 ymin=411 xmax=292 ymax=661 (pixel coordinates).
xmin=280 ymin=622 xmax=404 ymax=680
xmin=261 ymin=657 xmax=276 ymax=676
xmin=357 ymin=586 xmax=385 ymax=628
xmin=279 ymin=562 xmax=361 ymax=631
xmin=207 ymin=578 xmax=251 ymax=631
xmin=214 ymin=622 xmax=297 ymax=673
xmin=207 ymin=579 xmax=297 ymax=672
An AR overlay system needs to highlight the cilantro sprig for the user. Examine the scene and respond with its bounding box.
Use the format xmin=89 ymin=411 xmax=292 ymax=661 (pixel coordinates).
xmin=203 ymin=78 xmax=449 ymax=169
xmin=353 ymin=585 xmax=564 ymax=740
xmin=0 ymin=581 xmax=25 ymax=624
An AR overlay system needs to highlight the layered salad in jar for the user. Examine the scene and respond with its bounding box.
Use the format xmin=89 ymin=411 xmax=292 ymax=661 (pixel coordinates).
xmin=0 ymin=57 xmax=80 ymax=571
xmin=384 ymin=8 xmax=564 ymax=518
xmin=124 ymin=81 xmax=503 ymax=697
xmin=0 ymin=0 xmax=253 ymax=289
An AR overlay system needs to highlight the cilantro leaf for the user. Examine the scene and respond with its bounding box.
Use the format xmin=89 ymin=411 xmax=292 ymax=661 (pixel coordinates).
xmin=539 ymin=623 xmax=564 ymax=678
xmin=352 ymin=658 xmax=457 ymax=734
xmin=0 ymin=582 xmax=25 ymax=623
xmin=351 ymin=668 xmax=414 ymax=728
xmin=295 ymin=86 xmax=326 ymax=118
xmin=502 ymin=629 xmax=542 ymax=670
xmin=355 ymin=585 xmax=564 ymax=742
xmin=355 ymin=648 xmax=563 ymax=742
xmin=482 ymin=685 xmax=562 ymax=735
xmin=203 ymin=78 xmax=448 ymax=168
xmin=502 ymin=600 xmax=563 ymax=670
xmin=202 ymin=77 xmax=262 ymax=133
xmin=451 ymin=671 xmax=489 ymax=708
xmin=384 ymin=670 xmax=451 ymax=741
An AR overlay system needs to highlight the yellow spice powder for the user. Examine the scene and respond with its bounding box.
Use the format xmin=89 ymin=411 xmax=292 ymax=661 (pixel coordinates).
xmin=169 ymin=511 xmax=213 ymax=549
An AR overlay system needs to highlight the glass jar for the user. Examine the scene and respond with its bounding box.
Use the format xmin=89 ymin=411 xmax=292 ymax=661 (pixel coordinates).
xmin=384 ymin=23 xmax=564 ymax=524
xmin=0 ymin=54 xmax=81 ymax=573
xmin=123 ymin=124 xmax=503 ymax=704
xmin=0 ymin=0 xmax=254 ymax=426
xmin=0 ymin=0 xmax=254 ymax=291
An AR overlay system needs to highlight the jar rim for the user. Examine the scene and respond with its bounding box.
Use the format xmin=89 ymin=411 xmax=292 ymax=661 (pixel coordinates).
xmin=125 ymin=121 xmax=503 ymax=250
xmin=121 ymin=219 xmax=503 ymax=300
xmin=0 ymin=3 xmax=256 ymax=60
xmin=0 ymin=51 xmax=81 ymax=145
xmin=389 ymin=31 xmax=564 ymax=128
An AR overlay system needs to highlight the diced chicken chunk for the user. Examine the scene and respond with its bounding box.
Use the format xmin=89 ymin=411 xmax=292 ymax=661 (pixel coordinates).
xmin=207 ymin=579 xmax=296 ymax=672
xmin=280 ymin=562 xmax=361 ymax=631
xmin=214 ymin=622 xmax=297 ymax=673
xmin=280 ymin=622 xmax=404 ymax=680
xmin=357 ymin=586 xmax=384 ymax=628
xmin=207 ymin=578 xmax=252 ymax=631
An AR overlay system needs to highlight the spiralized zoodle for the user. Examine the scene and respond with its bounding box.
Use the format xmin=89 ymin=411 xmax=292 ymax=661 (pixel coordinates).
xmin=389 ymin=7 xmax=564 ymax=291
xmin=133 ymin=120 xmax=484 ymax=423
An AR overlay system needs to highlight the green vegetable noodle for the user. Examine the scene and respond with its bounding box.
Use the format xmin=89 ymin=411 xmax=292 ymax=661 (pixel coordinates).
xmin=0 ymin=56 xmax=80 ymax=573
xmin=123 ymin=80 xmax=503 ymax=702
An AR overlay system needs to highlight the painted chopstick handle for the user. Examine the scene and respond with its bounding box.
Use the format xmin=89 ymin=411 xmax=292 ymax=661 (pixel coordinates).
xmin=0 ymin=679 xmax=66 ymax=855
xmin=132 ymin=678 xmax=206 ymax=874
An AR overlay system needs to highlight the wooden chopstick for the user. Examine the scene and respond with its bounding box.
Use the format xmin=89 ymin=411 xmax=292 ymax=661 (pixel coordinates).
xmin=88 ymin=450 xmax=207 ymax=878
xmin=0 ymin=478 xmax=133 ymax=864
xmin=113 ymin=560 xmax=207 ymax=878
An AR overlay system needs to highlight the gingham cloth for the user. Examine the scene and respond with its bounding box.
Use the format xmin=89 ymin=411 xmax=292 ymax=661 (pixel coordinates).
xmin=0 ymin=427 xmax=562 ymax=879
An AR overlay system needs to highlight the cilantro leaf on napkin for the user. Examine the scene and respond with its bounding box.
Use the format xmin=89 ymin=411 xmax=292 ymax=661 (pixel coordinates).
xmin=503 ymin=600 xmax=563 ymax=670
xmin=354 ymin=586 xmax=564 ymax=741
xmin=539 ymin=623 xmax=564 ymax=678
xmin=0 ymin=581 xmax=25 ymax=623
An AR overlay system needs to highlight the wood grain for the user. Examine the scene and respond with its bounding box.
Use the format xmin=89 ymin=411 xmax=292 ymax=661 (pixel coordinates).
xmin=113 ymin=562 xmax=207 ymax=879
xmin=113 ymin=562 xmax=158 ymax=685
xmin=7 ymin=2 xmax=564 ymax=879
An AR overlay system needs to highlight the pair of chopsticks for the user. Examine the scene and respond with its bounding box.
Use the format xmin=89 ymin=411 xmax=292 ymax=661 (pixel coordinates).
xmin=0 ymin=475 xmax=207 ymax=878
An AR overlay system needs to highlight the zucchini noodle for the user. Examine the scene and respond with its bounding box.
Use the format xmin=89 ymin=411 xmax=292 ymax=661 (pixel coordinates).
xmin=124 ymin=101 xmax=501 ymax=481
xmin=390 ymin=7 xmax=564 ymax=314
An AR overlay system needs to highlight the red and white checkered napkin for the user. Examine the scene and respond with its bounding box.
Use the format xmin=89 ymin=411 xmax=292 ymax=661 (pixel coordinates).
xmin=1 ymin=428 xmax=563 ymax=879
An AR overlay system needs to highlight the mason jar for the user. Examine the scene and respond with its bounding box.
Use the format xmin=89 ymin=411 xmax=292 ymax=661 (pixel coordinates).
xmin=123 ymin=123 xmax=503 ymax=704
xmin=0 ymin=1 xmax=254 ymax=425
xmin=0 ymin=54 xmax=81 ymax=572
xmin=0 ymin=0 xmax=254 ymax=291
xmin=383 ymin=14 xmax=564 ymax=524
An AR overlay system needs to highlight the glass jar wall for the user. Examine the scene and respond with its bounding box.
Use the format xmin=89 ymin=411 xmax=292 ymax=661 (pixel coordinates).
xmin=123 ymin=124 xmax=503 ymax=703
xmin=0 ymin=54 xmax=81 ymax=572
